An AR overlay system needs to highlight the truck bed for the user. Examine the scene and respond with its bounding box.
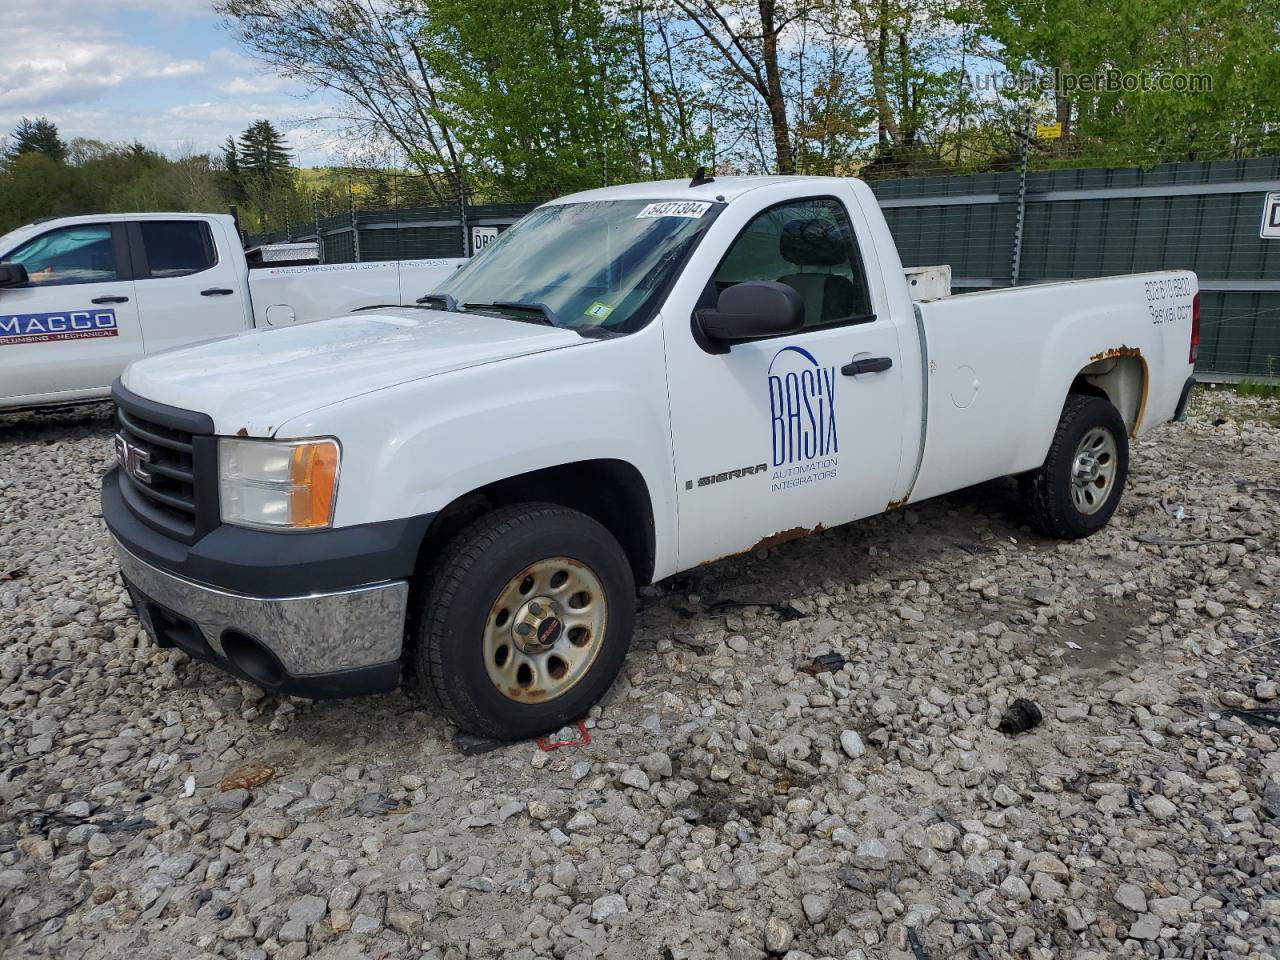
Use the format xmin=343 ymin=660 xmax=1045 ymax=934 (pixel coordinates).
xmin=246 ymin=258 xmax=467 ymax=326
xmin=906 ymin=271 xmax=1197 ymax=503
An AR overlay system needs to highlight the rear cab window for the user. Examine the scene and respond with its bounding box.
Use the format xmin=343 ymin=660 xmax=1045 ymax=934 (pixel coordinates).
xmin=138 ymin=221 xmax=217 ymax=278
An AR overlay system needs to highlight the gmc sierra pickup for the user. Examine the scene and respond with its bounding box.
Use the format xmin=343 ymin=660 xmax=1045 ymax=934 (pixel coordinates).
xmin=101 ymin=175 xmax=1199 ymax=740
xmin=0 ymin=212 xmax=464 ymax=411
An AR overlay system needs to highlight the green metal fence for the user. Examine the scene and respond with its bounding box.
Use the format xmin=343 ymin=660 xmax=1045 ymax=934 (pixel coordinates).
xmin=870 ymin=158 xmax=1280 ymax=379
xmin=252 ymin=158 xmax=1280 ymax=378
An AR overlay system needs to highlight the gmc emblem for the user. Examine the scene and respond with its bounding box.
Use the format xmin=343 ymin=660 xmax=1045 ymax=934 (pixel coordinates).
xmin=114 ymin=433 xmax=152 ymax=485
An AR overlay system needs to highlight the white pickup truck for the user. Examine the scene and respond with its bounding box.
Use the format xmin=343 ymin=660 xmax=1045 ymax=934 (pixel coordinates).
xmin=0 ymin=212 xmax=464 ymax=411
xmin=101 ymin=175 xmax=1199 ymax=740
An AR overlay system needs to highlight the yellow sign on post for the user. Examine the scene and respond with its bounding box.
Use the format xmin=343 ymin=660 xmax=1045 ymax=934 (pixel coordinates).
xmin=1036 ymin=122 xmax=1063 ymax=140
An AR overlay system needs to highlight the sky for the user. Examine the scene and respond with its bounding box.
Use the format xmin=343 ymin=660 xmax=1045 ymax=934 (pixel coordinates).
xmin=0 ymin=0 xmax=341 ymax=166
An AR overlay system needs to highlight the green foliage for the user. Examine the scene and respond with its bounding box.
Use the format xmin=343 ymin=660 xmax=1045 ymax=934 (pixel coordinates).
xmin=1234 ymin=357 xmax=1280 ymax=397
xmin=970 ymin=0 xmax=1280 ymax=166
xmin=0 ymin=133 xmax=328 ymax=237
xmin=417 ymin=0 xmax=705 ymax=201
xmin=7 ymin=117 xmax=67 ymax=162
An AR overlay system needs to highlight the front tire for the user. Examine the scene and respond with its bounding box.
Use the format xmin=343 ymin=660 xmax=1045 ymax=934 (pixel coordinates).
xmin=1020 ymin=394 xmax=1129 ymax=539
xmin=408 ymin=503 xmax=635 ymax=740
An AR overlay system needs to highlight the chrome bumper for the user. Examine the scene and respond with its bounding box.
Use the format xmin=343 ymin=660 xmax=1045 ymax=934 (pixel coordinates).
xmin=111 ymin=538 xmax=408 ymax=683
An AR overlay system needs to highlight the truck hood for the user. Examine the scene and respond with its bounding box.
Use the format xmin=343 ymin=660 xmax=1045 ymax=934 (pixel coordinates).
xmin=122 ymin=308 xmax=585 ymax=436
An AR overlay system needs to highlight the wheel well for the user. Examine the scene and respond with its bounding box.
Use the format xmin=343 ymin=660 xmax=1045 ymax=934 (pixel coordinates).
xmin=1069 ymin=352 xmax=1148 ymax=436
xmin=416 ymin=459 xmax=656 ymax=587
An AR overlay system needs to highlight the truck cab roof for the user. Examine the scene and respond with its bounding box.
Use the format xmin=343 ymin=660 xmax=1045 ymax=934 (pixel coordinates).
xmin=0 ymin=212 xmax=236 ymax=252
xmin=547 ymin=175 xmax=858 ymax=207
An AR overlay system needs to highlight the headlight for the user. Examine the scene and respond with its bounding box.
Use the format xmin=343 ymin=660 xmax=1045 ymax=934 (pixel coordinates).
xmin=218 ymin=438 xmax=340 ymax=530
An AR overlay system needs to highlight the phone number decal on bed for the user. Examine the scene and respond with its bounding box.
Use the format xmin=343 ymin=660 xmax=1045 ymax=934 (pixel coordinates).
xmin=0 ymin=309 xmax=118 ymax=346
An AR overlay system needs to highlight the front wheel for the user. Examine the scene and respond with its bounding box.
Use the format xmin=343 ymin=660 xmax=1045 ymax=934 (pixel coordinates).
xmin=408 ymin=503 xmax=635 ymax=740
xmin=1020 ymin=394 xmax=1129 ymax=539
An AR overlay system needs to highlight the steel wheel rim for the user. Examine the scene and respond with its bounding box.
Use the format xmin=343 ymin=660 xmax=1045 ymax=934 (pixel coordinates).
xmin=1070 ymin=425 xmax=1118 ymax=515
xmin=481 ymin=557 xmax=608 ymax=704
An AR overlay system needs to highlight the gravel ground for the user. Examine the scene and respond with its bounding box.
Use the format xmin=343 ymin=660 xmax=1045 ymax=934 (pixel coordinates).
xmin=1 ymin=388 xmax=1278 ymax=960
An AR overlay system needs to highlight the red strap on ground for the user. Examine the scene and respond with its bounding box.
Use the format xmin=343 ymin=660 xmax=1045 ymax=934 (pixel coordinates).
xmin=535 ymin=719 xmax=591 ymax=751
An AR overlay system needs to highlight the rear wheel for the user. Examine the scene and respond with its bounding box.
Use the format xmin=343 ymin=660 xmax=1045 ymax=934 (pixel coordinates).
xmin=1020 ymin=394 xmax=1129 ymax=539
xmin=408 ymin=503 xmax=634 ymax=740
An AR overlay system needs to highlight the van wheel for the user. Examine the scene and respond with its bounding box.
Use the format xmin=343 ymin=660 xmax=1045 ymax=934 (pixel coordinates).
xmin=408 ymin=503 xmax=635 ymax=740
xmin=1020 ymin=394 xmax=1129 ymax=539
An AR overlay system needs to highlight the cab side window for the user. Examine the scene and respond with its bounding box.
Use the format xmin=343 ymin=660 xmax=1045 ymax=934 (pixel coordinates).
xmin=7 ymin=225 xmax=118 ymax=286
xmin=139 ymin=221 xmax=216 ymax=278
xmin=713 ymin=197 xmax=874 ymax=328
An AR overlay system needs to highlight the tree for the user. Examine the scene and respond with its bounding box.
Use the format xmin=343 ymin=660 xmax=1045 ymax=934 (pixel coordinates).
xmin=7 ymin=117 xmax=67 ymax=162
xmin=971 ymin=0 xmax=1280 ymax=164
xmin=220 ymin=135 xmax=246 ymax=200
xmin=418 ymin=0 xmax=700 ymax=200
xmin=667 ymin=0 xmax=802 ymax=174
xmin=238 ymin=120 xmax=292 ymax=189
xmin=215 ymin=0 xmax=464 ymax=203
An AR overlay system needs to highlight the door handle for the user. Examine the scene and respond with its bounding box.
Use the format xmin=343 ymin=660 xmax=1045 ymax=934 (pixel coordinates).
xmin=201 ymin=288 xmax=235 ymax=297
xmin=91 ymin=295 xmax=129 ymax=304
xmin=842 ymin=356 xmax=893 ymax=376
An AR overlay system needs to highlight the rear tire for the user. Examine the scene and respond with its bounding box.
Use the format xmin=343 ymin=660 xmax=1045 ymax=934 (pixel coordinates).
xmin=408 ymin=503 xmax=635 ymax=740
xmin=1020 ymin=394 xmax=1129 ymax=539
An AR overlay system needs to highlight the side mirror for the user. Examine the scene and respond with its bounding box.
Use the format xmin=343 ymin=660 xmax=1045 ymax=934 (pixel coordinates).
xmin=0 ymin=262 xmax=29 ymax=289
xmin=695 ymin=280 xmax=804 ymax=344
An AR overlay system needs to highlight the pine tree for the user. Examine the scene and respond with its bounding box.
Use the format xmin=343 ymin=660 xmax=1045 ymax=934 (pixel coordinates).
xmin=7 ymin=117 xmax=67 ymax=162
xmin=237 ymin=120 xmax=291 ymax=190
xmin=220 ymin=135 xmax=245 ymax=200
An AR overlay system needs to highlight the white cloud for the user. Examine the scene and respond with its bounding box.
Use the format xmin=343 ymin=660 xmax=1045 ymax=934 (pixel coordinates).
xmin=215 ymin=75 xmax=297 ymax=97
xmin=0 ymin=1 xmax=349 ymax=166
xmin=0 ymin=32 xmax=205 ymax=109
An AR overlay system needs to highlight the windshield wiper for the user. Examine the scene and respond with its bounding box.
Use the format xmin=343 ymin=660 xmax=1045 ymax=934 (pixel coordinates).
xmin=465 ymin=300 xmax=562 ymax=328
xmin=415 ymin=292 xmax=458 ymax=311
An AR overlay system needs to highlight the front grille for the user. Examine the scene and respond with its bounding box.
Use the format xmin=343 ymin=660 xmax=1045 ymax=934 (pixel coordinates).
xmin=112 ymin=382 xmax=218 ymax=543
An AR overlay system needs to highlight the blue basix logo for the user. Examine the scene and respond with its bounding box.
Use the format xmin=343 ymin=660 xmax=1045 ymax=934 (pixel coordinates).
xmin=0 ymin=309 xmax=118 ymax=346
xmin=767 ymin=345 xmax=840 ymax=492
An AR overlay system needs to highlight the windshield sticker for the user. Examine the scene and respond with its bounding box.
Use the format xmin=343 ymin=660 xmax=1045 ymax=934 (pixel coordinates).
xmin=636 ymin=201 xmax=712 ymax=220
xmin=767 ymin=345 xmax=839 ymax=492
xmin=584 ymin=301 xmax=615 ymax=321
xmin=0 ymin=309 xmax=118 ymax=346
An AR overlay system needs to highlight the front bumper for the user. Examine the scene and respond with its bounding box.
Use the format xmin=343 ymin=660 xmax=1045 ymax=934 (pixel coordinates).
xmin=112 ymin=538 xmax=407 ymax=698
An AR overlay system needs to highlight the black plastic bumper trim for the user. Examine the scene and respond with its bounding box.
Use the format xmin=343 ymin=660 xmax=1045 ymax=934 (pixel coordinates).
xmin=103 ymin=466 xmax=436 ymax=597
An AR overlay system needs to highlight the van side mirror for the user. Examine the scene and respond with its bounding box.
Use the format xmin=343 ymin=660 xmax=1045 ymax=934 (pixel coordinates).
xmin=0 ymin=263 xmax=29 ymax=289
xmin=695 ymin=280 xmax=804 ymax=345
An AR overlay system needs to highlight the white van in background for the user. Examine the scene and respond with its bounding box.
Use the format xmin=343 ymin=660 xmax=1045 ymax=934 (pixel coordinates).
xmin=0 ymin=212 xmax=465 ymax=411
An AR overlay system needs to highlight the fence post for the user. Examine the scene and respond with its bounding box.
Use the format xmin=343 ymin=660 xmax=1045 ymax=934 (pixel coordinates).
xmin=457 ymin=163 xmax=469 ymax=257
xmin=1010 ymin=105 xmax=1031 ymax=286
xmin=348 ymin=177 xmax=361 ymax=263
xmin=313 ymin=190 xmax=323 ymax=265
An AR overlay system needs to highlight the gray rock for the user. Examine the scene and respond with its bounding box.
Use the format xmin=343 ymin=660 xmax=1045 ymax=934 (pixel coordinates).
xmin=1128 ymin=914 xmax=1163 ymax=940
xmin=288 ymin=894 xmax=327 ymax=926
xmin=1113 ymin=883 xmax=1147 ymax=913
xmin=209 ymin=789 xmax=250 ymax=813
xmin=764 ymin=916 xmax=794 ymax=953
xmin=801 ymin=893 xmax=831 ymax=924
xmin=591 ymin=893 xmax=628 ymax=922
xmin=853 ymin=838 xmax=889 ymax=870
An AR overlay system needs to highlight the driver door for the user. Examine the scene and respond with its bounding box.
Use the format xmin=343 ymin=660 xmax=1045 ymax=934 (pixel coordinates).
xmin=664 ymin=190 xmax=907 ymax=567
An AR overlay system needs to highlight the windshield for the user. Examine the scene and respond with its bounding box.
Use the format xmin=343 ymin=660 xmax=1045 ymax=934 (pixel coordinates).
xmin=433 ymin=199 xmax=721 ymax=335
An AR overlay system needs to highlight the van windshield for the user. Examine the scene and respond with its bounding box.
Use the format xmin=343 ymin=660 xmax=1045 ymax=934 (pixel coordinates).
xmin=433 ymin=199 xmax=721 ymax=335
